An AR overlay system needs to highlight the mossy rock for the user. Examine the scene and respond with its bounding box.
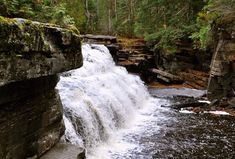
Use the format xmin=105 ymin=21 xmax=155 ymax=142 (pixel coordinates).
xmin=0 ymin=17 xmax=83 ymax=86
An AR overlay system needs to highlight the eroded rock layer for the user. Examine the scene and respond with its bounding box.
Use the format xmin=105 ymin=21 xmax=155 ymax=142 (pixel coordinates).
xmin=0 ymin=17 xmax=83 ymax=159
xmin=208 ymin=20 xmax=235 ymax=100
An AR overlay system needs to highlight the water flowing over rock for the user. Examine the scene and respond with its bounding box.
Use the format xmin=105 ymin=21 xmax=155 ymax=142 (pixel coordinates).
xmin=56 ymin=44 xmax=235 ymax=159
xmin=57 ymin=44 xmax=154 ymax=156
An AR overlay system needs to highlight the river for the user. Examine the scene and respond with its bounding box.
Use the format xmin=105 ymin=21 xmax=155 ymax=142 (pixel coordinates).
xmin=56 ymin=44 xmax=235 ymax=159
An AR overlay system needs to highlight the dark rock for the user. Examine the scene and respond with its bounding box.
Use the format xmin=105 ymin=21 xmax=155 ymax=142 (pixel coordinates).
xmin=168 ymin=101 xmax=209 ymax=110
xmin=152 ymin=38 xmax=212 ymax=88
xmin=228 ymin=98 xmax=235 ymax=107
xmin=0 ymin=80 xmax=64 ymax=159
xmin=0 ymin=17 xmax=83 ymax=159
xmin=207 ymin=22 xmax=235 ymax=100
xmin=154 ymin=48 xmax=212 ymax=73
xmin=115 ymin=38 xmax=155 ymax=81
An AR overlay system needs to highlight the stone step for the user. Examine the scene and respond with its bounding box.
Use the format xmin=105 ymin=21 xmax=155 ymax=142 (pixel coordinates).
xmin=40 ymin=143 xmax=85 ymax=159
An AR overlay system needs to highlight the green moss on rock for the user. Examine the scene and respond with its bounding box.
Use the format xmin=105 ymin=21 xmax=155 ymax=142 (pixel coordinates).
xmin=0 ymin=17 xmax=83 ymax=86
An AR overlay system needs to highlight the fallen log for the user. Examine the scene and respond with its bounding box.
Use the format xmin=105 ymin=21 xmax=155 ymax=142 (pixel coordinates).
xmin=149 ymin=68 xmax=184 ymax=84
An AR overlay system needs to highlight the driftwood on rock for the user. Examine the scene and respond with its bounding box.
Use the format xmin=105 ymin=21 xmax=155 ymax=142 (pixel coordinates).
xmin=149 ymin=68 xmax=184 ymax=84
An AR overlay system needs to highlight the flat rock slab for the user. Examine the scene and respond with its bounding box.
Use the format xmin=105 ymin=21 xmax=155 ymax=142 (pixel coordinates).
xmin=40 ymin=144 xmax=85 ymax=159
xmin=149 ymin=87 xmax=206 ymax=98
xmin=82 ymin=34 xmax=116 ymax=41
xmin=0 ymin=17 xmax=82 ymax=86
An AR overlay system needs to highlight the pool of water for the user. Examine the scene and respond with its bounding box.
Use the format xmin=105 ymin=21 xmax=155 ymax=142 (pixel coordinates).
xmin=87 ymin=89 xmax=235 ymax=159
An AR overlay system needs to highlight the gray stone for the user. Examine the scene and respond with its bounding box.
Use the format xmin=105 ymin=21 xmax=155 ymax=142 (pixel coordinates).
xmin=207 ymin=21 xmax=235 ymax=100
xmin=0 ymin=17 xmax=83 ymax=86
xmin=0 ymin=79 xmax=65 ymax=159
xmin=40 ymin=144 xmax=85 ymax=159
xmin=0 ymin=17 xmax=83 ymax=159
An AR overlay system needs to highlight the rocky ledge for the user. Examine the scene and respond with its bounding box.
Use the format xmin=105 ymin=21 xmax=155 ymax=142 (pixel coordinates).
xmin=0 ymin=17 xmax=83 ymax=159
xmin=0 ymin=17 xmax=83 ymax=86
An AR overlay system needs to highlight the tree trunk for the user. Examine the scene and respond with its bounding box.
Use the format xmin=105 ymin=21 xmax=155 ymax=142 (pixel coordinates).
xmin=85 ymin=0 xmax=90 ymax=30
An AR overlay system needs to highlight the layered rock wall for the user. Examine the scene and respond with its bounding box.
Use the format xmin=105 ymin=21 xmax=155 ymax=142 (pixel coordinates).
xmin=0 ymin=17 xmax=82 ymax=159
xmin=207 ymin=22 xmax=235 ymax=100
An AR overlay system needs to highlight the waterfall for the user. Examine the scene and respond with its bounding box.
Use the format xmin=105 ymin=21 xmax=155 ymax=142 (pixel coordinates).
xmin=56 ymin=44 xmax=155 ymax=157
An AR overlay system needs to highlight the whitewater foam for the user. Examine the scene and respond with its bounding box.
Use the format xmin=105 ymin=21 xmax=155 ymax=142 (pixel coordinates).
xmin=56 ymin=44 xmax=163 ymax=158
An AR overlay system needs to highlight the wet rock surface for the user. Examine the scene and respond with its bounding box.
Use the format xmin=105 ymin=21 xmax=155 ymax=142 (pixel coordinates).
xmin=150 ymin=110 xmax=235 ymax=159
xmin=0 ymin=17 xmax=83 ymax=159
xmin=146 ymin=88 xmax=235 ymax=159
xmin=150 ymin=87 xmax=235 ymax=116
xmin=93 ymin=88 xmax=235 ymax=159
xmin=40 ymin=143 xmax=85 ymax=159
xmin=0 ymin=76 xmax=64 ymax=159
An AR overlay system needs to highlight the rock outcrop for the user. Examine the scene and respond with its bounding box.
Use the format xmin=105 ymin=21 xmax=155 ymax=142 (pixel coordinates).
xmin=116 ymin=38 xmax=154 ymax=75
xmin=207 ymin=20 xmax=235 ymax=100
xmin=111 ymin=38 xmax=211 ymax=89
xmin=0 ymin=17 xmax=83 ymax=159
xmin=152 ymin=39 xmax=212 ymax=89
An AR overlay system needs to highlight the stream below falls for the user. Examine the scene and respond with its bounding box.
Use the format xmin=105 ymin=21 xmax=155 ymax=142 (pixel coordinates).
xmin=56 ymin=44 xmax=235 ymax=159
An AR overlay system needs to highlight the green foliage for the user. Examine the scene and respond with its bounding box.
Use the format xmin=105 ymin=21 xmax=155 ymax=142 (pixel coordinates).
xmin=0 ymin=0 xmax=34 ymax=18
xmin=189 ymin=7 xmax=215 ymax=50
xmin=0 ymin=0 xmax=80 ymax=32
xmin=190 ymin=24 xmax=211 ymax=50
xmin=145 ymin=27 xmax=185 ymax=53
xmin=51 ymin=3 xmax=75 ymax=27
xmin=0 ymin=0 xmax=234 ymax=50
xmin=61 ymin=0 xmax=86 ymax=32
xmin=134 ymin=0 xmax=205 ymax=52
xmin=190 ymin=0 xmax=235 ymax=50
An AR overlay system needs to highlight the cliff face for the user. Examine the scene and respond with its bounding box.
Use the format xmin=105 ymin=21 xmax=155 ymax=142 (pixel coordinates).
xmin=0 ymin=17 xmax=83 ymax=159
xmin=207 ymin=20 xmax=235 ymax=100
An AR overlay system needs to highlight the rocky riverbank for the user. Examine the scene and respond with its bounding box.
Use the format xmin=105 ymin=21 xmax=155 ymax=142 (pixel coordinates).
xmin=113 ymin=38 xmax=211 ymax=90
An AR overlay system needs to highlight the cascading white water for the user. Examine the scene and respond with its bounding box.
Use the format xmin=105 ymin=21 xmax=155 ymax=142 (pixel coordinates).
xmin=56 ymin=44 xmax=235 ymax=159
xmin=56 ymin=44 xmax=160 ymax=158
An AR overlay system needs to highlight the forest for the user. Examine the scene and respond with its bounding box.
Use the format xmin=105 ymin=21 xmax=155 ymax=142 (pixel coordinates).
xmin=0 ymin=0 xmax=234 ymax=52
